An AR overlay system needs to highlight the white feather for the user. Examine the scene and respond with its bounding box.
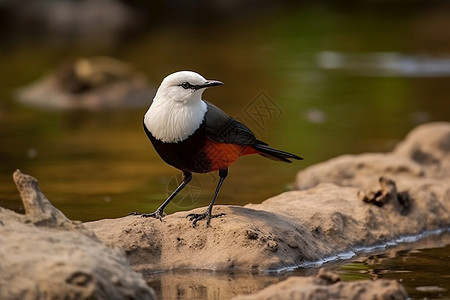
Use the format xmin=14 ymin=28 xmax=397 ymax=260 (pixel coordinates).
xmin=144 ymin=71 xmax=210 ymax=143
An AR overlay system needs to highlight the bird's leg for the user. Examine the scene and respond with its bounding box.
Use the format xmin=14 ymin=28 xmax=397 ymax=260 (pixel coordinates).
xmin=187 ymin=168 xmax=228 ymax=227
xmin=129 ymin=171 xmax=192 ymax=220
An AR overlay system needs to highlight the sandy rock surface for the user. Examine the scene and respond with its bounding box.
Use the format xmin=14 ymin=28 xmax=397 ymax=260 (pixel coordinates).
xmin=232 ymin=270 xmax=408 ymax=300
xmin=86 ymin=122 xmax=450 ymax=273
xmin=0 ymin=170 xmax=156 ymax=300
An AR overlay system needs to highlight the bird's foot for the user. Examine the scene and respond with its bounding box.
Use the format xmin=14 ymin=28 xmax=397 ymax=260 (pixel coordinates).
xmin=128 ymin=210 xmax=166 ymax=221
xmin=186 ymin=211 xmax=226 ymax=227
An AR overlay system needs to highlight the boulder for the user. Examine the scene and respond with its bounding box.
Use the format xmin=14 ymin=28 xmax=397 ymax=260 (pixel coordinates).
xmin=15 ymin=56 xmax=154 ymax=110
xmin=0 ymin=170 xmax=156 ymax=300
xmin=295 ymin=122 xmax=450 ymax=190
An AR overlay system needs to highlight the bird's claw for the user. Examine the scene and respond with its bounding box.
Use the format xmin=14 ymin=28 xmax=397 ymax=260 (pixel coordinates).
xmin=128 ymin=210 xmax=165 ymax=221
xmin=186 ymin=211 xmax=226 ymax=227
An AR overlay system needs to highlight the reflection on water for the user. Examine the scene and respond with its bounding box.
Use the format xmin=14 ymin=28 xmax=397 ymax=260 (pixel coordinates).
xmin=317 ymin=51 xmax=450 ymax=77
xmin=1 ymin=3 xmax=450 ymax=300
xmin=144 ymin=267 xmax=320 ymax=300
xmin=145 ymin=271 xmax=282 ymax=300
xmin=334 ymin=232 xmax=450 ymax=300
xmin=143 ymin=232 xmax=450 ymax=300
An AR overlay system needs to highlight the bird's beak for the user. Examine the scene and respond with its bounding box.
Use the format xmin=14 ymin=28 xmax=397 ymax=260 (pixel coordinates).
xmin=196 ymin=80 xmax=224 ymax=90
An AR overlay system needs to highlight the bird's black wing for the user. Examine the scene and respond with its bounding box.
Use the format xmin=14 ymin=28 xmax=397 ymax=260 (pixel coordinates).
xmin=204 ymin=101 xmax=266 ymax=146
xmin=204 ymin=101 xmax=302 ymax=162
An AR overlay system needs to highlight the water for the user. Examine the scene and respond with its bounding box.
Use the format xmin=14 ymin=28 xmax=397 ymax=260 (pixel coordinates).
xmin=1 ymin=3 xmax=450 ymax=299
xmin=143 ymin=232 xmax=450 ymax=299
xmin=333 ymin=232 xmax=450 ymax=300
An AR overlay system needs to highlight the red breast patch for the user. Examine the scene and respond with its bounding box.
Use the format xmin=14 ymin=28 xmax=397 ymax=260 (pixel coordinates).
xmin=202 ymin=140 xmax=258 ymax=171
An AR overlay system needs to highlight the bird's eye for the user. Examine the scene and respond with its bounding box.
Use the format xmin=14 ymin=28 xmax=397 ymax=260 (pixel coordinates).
xmin=180 ymin=82 xmax=191 ymax=89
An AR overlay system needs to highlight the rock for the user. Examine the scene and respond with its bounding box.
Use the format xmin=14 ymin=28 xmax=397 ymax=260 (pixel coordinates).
xmin=87 ymin=205 xmax=329 ymax=272
xmin=232 ymin=269 xmax=408 ymax=300
xmin=85 ymin=122 xmax=450 ymax=273
xmin=12 ymin=169 xmax=92 ymax=234
xmin=295 ymin=153 xmax=425 ymax=191
xmin=358 ymin=176 xmax=412 ymax=214
xmin=393 ymin=121 xmax=450 ymax=178
xmin=295 ymin=122 xmax=450 ymax=190
xmin=1 ymin=0 xmax=137 ymax=44
xmin=15 ymin=56 xmax=155 ymax=110
xmin=0 ymin=170 xmax=156 ymax=300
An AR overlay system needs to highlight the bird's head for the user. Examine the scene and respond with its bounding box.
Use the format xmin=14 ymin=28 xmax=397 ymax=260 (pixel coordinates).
xmin=154 ymin=71 xmax=223 ymax=104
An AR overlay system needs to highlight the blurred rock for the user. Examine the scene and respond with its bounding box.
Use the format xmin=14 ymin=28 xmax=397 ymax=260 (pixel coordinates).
xmin=296 ymin=122 xmax=450 ymax=190
xmin=0 ymin=0 xmax=138 ymax=45
xmin=232 ymin=269 xmax=408 ymax=300
xmin=15 ymin=56 xmax=155 ymax=110
xmin=304 ymin=108 xmax=327 ymax=124
xmin=0 ymin=170 xmax=156 ymax=300
xmin=393 ymin=122 xmax=450 ymax=178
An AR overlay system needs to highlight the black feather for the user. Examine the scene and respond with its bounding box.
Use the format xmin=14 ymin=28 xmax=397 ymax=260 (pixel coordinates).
xmin=204 ymin=101 xmax=258 ymax=145
xmin=252 ymin=144 xmax=302 ymax=163
xmin=204 ymin=101 xmax=302 ymax=163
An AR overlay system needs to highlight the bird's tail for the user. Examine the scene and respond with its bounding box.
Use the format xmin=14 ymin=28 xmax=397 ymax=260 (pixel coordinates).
xmin=252 ymin=144 xmax=302 ymax=163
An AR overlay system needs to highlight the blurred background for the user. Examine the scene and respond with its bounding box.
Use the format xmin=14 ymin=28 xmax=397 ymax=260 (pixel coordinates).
xmin=1 ymin=0 xmax=450 ymax=222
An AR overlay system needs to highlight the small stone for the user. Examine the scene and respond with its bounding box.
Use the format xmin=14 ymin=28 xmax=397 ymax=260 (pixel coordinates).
xmin=245 ymin=229 xmax=259 ymax=240
xmin=267 ymin=240 xmax=278 ymax=252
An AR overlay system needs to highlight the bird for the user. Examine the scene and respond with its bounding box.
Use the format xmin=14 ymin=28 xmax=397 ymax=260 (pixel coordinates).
xmin=129 ymin=71 xmax=302 ymax=226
